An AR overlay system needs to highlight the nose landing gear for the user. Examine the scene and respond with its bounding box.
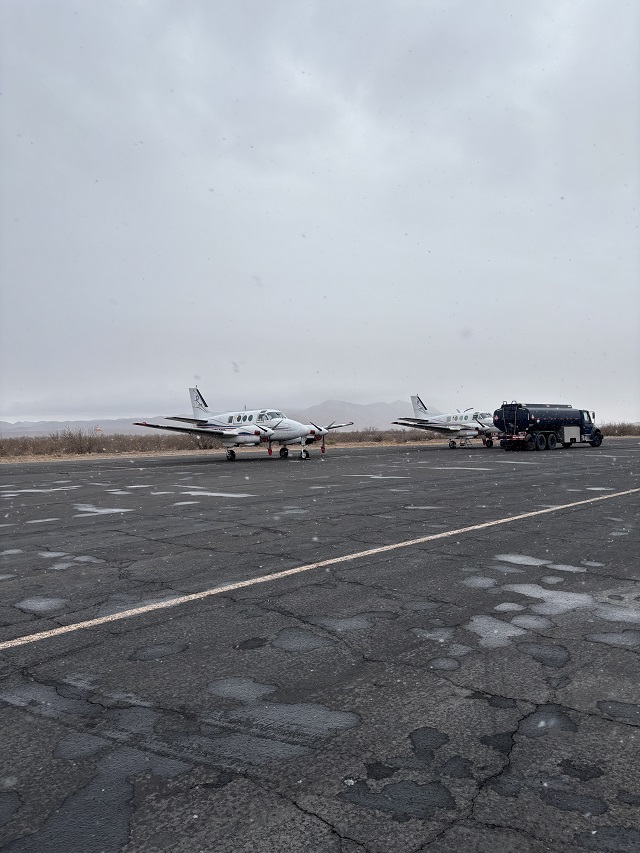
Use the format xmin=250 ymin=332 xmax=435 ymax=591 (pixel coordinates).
xmin=299 ymin=449 xmax=310 ymax=460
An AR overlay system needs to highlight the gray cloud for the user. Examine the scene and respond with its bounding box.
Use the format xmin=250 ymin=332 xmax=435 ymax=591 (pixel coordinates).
xmin=1 ymin=0 xmax=638 ymax=421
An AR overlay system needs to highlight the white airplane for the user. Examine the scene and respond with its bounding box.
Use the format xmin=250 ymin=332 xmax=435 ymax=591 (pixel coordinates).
xmin=134 ymin=388 xmax=353 ymax=461
xmin=393 ymin=395 xmax=497 ymax=448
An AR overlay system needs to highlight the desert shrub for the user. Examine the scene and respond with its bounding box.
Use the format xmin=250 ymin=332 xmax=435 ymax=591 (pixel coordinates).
xmin=0 ymin=429 xmax=221 ymax=458
xmin=326 ymin=428 xmax=441 ymax=444
xmin=599 ymin=422 xmax=640 ymax=436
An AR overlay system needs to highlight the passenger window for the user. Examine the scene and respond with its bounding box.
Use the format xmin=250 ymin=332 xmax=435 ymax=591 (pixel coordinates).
xmin=242 ymin=415 xmax=247 ymax=422
xmin=248 ymin=415 xmax=253 ymax=421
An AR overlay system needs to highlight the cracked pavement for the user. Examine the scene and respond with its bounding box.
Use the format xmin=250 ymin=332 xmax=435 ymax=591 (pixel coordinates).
xmin=0 ymin=440 xmax=639 ymax=852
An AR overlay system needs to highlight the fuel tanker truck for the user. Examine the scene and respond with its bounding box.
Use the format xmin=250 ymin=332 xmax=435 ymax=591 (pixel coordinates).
xmin=494 ymin=402 xmax=603 ymax=451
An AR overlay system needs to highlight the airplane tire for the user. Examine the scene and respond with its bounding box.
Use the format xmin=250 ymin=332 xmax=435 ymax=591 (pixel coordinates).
xmin=485 ymin=439 xmax=493 ymax=448
xmin=449 ymin=440 xmax=457 ymax=449
xmin=300 ymin=449 xmax=310 ymax=460
xmin=279 ymin=447 xmax=288 ymax=459
xmin=226 ymin=450 xmax=236 ymax=461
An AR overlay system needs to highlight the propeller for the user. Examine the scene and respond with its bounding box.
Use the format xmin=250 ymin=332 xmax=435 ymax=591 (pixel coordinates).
xmin=309 ymin=421 xmax=326 ymax=452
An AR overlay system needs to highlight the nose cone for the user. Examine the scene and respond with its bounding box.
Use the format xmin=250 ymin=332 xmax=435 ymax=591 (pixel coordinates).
xmin=305 ymin=424 xmax=328 ymax=436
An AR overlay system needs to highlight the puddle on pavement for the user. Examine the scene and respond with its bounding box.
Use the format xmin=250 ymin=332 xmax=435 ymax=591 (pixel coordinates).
xmin=229 ymin=702 xmax=359 ymax=737
xmin=14 ymin=747 xmax=188 ymax=853
xmin=516 ymin=642 xmax=570 ymax=668
xmin=585 ymin=631 xmax=640 ymax=648
xmin=339 ymin=779 xmax=455 ymax=821
xmin=462 ymin=576 xmax=497 ymax=589
xmin=597 ymin=700 xmax=640 ymax=725
xmin=207 ymin=677 xmax=277 ymax=702
xmin=495 ymin=554 xmax=550 ymax=566
xmin=271 ymin=627 xmax=333 ymax=651
xmin=575 ymin=826 xmax=640 ymax=852
xmin=501 ymin=584 xmax=593 ymax=616
xmin=308 ymin=611 xmax=396 ymax=633
xmin=14 ymin=596 xmax=68 ymax=613
xmin=129 ymin=642 xmax=189 ymax=661
xmin=519 ymin=705 xmax=578 ymax=738
xmin=465 ymin=615 xmax=527 ymax=647
xmin=412 ymin=627 xmax=455 ymax=643
xmin=593 ymin=604 xmax=640 ymax=625
xmin=427 ymin=657 xmax=460 ymax=671
xmin=546 ymin=563 xmax=587 ymax=573
xmin=494 ymin=602 xmax=525 ymax=612
xmin=73 ymin=504 xmax=134 ymax=516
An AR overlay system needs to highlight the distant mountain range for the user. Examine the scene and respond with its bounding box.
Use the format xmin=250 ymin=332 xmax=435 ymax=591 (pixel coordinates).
xmin=0 ymin=400 xmax=414 ymax=437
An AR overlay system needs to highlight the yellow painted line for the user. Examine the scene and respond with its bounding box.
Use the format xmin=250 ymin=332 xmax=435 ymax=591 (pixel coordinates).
xmin=1 ymin=487 xmax=638 ymax=651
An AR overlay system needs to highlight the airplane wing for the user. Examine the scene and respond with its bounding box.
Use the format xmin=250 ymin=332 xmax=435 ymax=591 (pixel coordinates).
xmin=392 ymin=418 xmax=469 ymax=434
xmin=133 ymin=421 xmax=262 ymax=439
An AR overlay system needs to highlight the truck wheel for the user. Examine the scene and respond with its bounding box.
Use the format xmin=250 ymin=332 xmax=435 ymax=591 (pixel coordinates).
xmin=534 ymin=433 xmax=547 ymax=451
xmin=590 ymin=432 xmax=603 ymax=448
xmin=547 ymin=434 xmax=557 ymax=451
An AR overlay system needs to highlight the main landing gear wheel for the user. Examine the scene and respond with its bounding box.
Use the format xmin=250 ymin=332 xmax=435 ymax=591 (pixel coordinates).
xmin=547 ymin=433 xmax=557 ymax=451
xmin=485 ymin=439 xmax=493 ymax=448
xmin=225 ymin=449 xmax=236 ymax=461
xmin=279 ymin=447 xmax=289 ymax=459
xmin=449 ymin=440 xmax=457 ymax=449
xmin=300 ymin=449 xmax=310 ymax=460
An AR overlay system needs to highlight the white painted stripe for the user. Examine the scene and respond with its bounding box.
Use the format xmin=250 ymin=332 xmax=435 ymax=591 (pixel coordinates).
xmin=1 ymin=487 xmax=638 ymax=651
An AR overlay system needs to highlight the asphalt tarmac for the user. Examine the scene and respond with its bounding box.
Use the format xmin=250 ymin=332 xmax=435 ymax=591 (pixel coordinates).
xmin=0 ymin=439 xmax=639 ymax=853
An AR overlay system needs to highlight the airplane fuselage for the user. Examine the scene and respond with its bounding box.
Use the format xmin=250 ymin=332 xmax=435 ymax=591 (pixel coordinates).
xmin=194 ymin=409 xmax=316 ymax=447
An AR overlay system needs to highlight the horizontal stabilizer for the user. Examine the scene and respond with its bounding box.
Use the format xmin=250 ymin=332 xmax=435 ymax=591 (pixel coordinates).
xmin=166 ymin=416 xmax=210 ymax=425
xmin=393 ymin=419 xmax=463 ymax=434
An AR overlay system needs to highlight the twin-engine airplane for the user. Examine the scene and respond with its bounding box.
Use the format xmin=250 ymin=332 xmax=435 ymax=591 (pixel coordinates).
xmin=135 ymin=388 xmax=352 ymax=461
xmin=393 ymin=395 xmax=497 ymax=448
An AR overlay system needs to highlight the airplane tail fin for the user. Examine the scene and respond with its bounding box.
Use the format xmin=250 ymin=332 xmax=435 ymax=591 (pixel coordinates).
xmin=189 ymin=387 xmax=211 ymax=419
xmin=411 ymin=394 xmax=442 ymax=419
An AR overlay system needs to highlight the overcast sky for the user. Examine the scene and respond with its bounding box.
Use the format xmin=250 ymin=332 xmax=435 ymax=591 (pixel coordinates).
xmin=1 ymin=0 xmax=638 ymax=422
